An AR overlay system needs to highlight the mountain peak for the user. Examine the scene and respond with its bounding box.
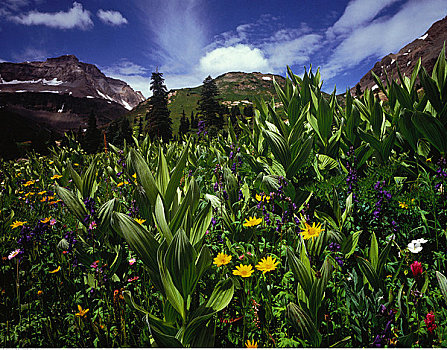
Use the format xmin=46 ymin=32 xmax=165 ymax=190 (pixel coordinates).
xmin=46 ymin=55 xmax=79 ymax=63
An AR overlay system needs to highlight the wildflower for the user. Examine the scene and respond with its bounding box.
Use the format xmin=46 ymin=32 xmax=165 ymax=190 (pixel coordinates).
xmin=49 ymin=161 xmax=54 ymax=165
xmin=40 ymin=217 xmax=51 ymax=224
xmin=75 ymin=305 xmax=89 ymax=317
xmin=424 ymin=312 xmax=437 ymax=334
xmin=243 ymin=216 xmax=262 ymax=227
xmin=49 ymin=266 xmax=61 ymax=273
xmin=213 ymin=253 xmax=232 ymax=267
xmin=128 ymin=276 xmax=139 ymax=282
xmin=23 ymin=180 xmax=35 ymax=187
xmin=399 ymin=201 xmax=408 ymax=209
xmin=132 ymin=173 xmax=137 ymax=179
xmin=134 ymin=218 xmax=146 ymax=225
xmin=11 ymin=221 xmax=27 ymax=229
xmin=407 ymin=239 xmax=427 ymax=253
xmin=300 ymin=222 xmax=323 ymax=240
xmin=117 ymin=181 xmax=129 ymax=187
xmin=74 ymin=163 xmax=79 ymax=166
xmin=38 ymin=190 xmax=46 ymax=195
xmin=51 ymin=174 xmax=62 ymax=180
xmin=88 ymin=221 xmax=97 ymax=230
xmin=410 ymin=261 xmax=423 ymax=278
xmin=129 ymin=258 xmax=136 ymax=265
xmin=8 ymin=249 xmax=21 ymax=260
xmin=91 ymin=260 xmax=99 ymax=269
xmin=426 ymin=158 xmax=432 ymax=162
xmin=245 ymin=339 xmax=258 ymax=348
xmin=256 ymin=256 xmax=279 ymax=274
xmin=255 ymin=194 xmax=270 ymax=203
xmin=232 ymin=264 xmax=253 ymax=278
xmin=49 ymin=218 xmax=57 ymax=226
xmin=37 ymin=290 xmax=43 ymax=295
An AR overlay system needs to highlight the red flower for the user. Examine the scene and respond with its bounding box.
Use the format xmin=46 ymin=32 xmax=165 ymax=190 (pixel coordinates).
xmin=410 ymin=261 xmax=423 ymax=278
xmin=424 ymin=312 xmax=437 ymax=334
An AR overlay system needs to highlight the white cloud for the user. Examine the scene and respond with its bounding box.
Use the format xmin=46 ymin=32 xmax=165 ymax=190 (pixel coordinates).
xmin=9 ymin=2 xmax=93 ymax=30
xmin=321 ymin=0 xmax=447 ymax=80
xmin=199 ymin=44 xmax=270 ymax=77
xmin=97 ymin=9 xmax=127 ymax=26
xmin=326 ymin=0 xmax=401 ymax=38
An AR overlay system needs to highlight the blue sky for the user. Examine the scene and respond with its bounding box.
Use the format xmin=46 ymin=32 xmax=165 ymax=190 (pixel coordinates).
xmin=1 ymin=0 xmax=446 ymax=97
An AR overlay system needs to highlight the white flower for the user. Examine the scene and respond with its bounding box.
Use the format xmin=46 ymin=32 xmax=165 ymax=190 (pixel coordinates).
xmin=8 ymin=249 xmax=21 ymax=260
xmin=414 ymin=238 xmax=427 ymax=244
xmin=407 ymin=241 xmax=423 ymax=253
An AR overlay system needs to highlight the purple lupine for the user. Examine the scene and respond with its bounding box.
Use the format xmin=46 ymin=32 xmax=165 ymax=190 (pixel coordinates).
xmin=346 ymin=146 xmax=359 ymax=202
xmin=373 ymin=181 xmax=391 ymax=220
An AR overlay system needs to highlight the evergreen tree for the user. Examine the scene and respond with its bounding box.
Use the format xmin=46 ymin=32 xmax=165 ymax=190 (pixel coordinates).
xmin=197 ymin=75 xmax=223 ymax=135
xmin=178 ymin=109 xmax=190 ymax=136
xmin=190 ymin=111 xmax=197 ymax=129
xmin=137 ymin=116 xmax=144 ymax=140
xmin=106 ymin=121 xmax=119 ymax=146
xmin=145 ymin=71 xmax=172 ymax=142
xmin=83 ymin=112 xmax=101 ymax=154
xmin=119 ymin=117 xmax=133 ymax=146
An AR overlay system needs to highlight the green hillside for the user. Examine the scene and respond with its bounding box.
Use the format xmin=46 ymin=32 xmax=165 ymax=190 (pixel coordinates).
xmin=127 ymin=72 xmax=286 ymax=134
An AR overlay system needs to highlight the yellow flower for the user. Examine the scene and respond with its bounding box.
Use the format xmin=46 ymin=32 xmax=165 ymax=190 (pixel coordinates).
xmin=232 ymin=264 xmax=253 ymax=278
xmin=117 ymin=181 xmax=129 ymax=187
xmin=74 ymin=163 xmax=79 ymax=166
xmin=51 ymin=174 xmax=62 ymax=180
xmin=38 ymin=190 xmax=47 ymax=195
xmin=246 ymin=339 xmax=258 ymax=348
xmin=134 ymin=218 xmax=146 ymax=225
xmin=300 ymin=222 xmax=323 ymax=240
xmin=41 ymin=217 xmax=51 ymax=224
xmin=49 ymin=200 xmax=62 ymax=205
xmin=49 ymin=161 xmax=54 ymax=165
xmin=426 ymin=158 xmax=432 ymax=162
xmin=243 ymin=216 xmax=262 ymax=227
xmin=399 ymin=201 xmax=408 ymax=209
xmin=255 ymin=256 xmax=280 ymax=274
xmin=11 ymin=220 xmax=27 ymax=229
xmin=255 ymin=194 xmax=270 ymax=203
xmin=37 ymin=290 xmax=43 ymax=295
xmin=49 ymin=266 xmax=61 ymax=274
xmin=132 ymin=173 xmax=137 ymax=179
xmin=23 ymin=180 xmax=35 ymax=187
xmin=75 ymin=305 xmax=89 ymax=317
xmin=213 ymin=253 xmax=232 ymax=267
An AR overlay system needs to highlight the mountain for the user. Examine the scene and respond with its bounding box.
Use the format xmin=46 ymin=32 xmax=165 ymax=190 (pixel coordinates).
xmin=128 ymin=71 xmax=286 ymax=134
xmin=353 ymin=15 xmax=447 ymax=94
xmin=0 ymin=55 xmax=145 ymax=148
xmin=0 ymin=55 xmax=144 ymax=110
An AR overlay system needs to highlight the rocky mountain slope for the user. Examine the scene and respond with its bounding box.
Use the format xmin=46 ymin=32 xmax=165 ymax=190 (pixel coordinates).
xmin=0 ymin=55 xmax=144 ymax=110
xmin=128 ymin=71 xmax=286 ymax=133
xmin=353 ymin=15 xmax=447 ymax=94
xmin=0 ymin=55 xmax=146 ymax=144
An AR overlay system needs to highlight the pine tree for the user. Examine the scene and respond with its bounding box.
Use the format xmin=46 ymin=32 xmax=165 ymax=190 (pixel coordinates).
xmin=197 ymin=75 xmax=223 ymax=135
xmin=84 ymin=112 xmax=101 ymax=153
xmin=178 ymin=109 xmax=190 ymax=136
xmin=145 ymin=71 xmax=172 ymax=142
xmin=119 ymin=117 xmax=133 ymax=146
xmin=190 ymin=111 xmax=197 ymax=129
xmin=137 ymin=116 xmax=144 ymax=140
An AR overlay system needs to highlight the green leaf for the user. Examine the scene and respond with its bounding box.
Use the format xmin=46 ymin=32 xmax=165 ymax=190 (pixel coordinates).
xmin=165 ymin=140 xmax=190 ymax=209
xmin=436 ymin=271 xmax=447 ymax=304
xmin=169 ymin=186 xmax=192 ymax=236
xmin=412 ymin=111 xmax=447 ymax=155
xmin=286 ymin=136 xmax=313 ymax=179
xmin=154 ymin=195 xmax=173 ymax=244
xmin=156 ymin=145 xmax=170 ymax=194
xmin=81 ymin=155 xmax=98 ymax=199
xmin=164 ymin=229 xmax=197 ymax=299
xmin=68 ymin=162 xmax=82 ymax=193
xmin=262 ymin=129 xmax=291 ymax=170
xmin=286 ymin=302 xmax=321 ymax=346
xmin=190 ymin=201 xmax=212 ymax=247
xmin=158 ymin=246 xmax=185 ymax=322
xmin=55 ymin=185 xmax=88 ymax=224
xmin=286 ymin=247 xmax=312 ymax=297
xmin=370 ymin=232 xmax=379 ymax=271
xmin=355 ymin=256 xmax=383 ymax=293
xmin=128 ymin=148 xmax=160 ymax=205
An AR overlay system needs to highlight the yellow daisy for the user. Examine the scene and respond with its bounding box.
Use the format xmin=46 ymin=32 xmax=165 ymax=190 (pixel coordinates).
xmin=232 ymin=264 xmax=253 ymax=278
xmin=51 ymin=174 xmax=62 ymax=180
xmin=40 ymin=217 xmax=51 ymax=224
xmin=399 ymin=201 xmax=408 ymax=209
xmin=243 ymin=216 xmax=262 ymax=227
xmin=134 ymin=218 xmax=146 ymax=225
xmin=255 ymin=194 xmax=270 ymax=203
xmin=300 ymin=222 xmax=323 ymax=240
xmin=11 ymin=220 xmax=27 ymax=229
xmin=213 ymin=253 xmax=232 ymax=267
xmin=255 ymin=256 xmax=280 ymax=274
xmin=75 ymin=305 xmax=89 ymax=317
xmin=245 ymin=339 xmax=258 ymax=348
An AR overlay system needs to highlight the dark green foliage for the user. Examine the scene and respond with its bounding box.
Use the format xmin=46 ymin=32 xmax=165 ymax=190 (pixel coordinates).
xmin=145 ymin=71 xmax=172 ymax=142
xmin=355 ymin=83 xmax=362 ymax=97
xmin=197 ymin=75 xmax=224 ymax=134
xmin=190 ymin=111 xmax=198 ymax=129
xmin=178 ymin=109 xmax=190 ymax=136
